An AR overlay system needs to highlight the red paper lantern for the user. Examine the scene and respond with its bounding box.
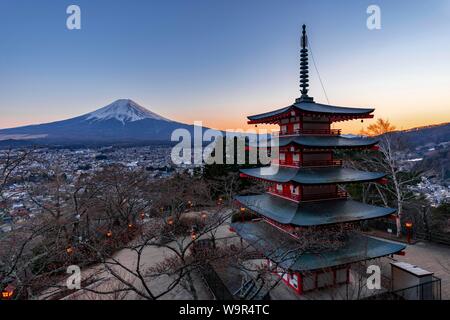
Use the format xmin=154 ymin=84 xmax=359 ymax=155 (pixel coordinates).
xmin=1 ymin=285 xmax=14 ymax=299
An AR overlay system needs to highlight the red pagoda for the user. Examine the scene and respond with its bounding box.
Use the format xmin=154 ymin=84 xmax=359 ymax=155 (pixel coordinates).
xmin=232 ymin=25 xmax=405 ymax=295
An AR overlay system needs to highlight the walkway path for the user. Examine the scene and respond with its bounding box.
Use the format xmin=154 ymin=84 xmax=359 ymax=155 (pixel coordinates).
xmin=396 ymin=240 xmax=450 ymax=299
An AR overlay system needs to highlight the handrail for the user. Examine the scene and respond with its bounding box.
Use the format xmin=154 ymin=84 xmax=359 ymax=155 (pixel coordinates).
xmin=272 ymin=159 xmax=343 ymax=167
xmin=273 ymin=128 xmax=341 ymax=137
xmin=302 ymin=191 xmax=348 ymax=202
xmin=267 ymin=188 xmax=301 ymax=202
xmin=390 ymin=276 xmax=441 ymax=300
xmin=267 ymin=188 xmax=348 ymax=202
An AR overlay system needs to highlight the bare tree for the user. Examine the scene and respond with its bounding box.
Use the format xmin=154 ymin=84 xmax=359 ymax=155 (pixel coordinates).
xmin=0 ymin=148 xmax=31 ymax=201
xmin=359 ymin=119 xmax=420 ymax=237
xmin=57 ymin=173 xmax=240 ymax=300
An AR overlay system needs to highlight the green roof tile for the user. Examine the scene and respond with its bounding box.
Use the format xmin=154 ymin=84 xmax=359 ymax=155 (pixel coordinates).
xmin=235 ymin=193 xmax=395 ymax=226
xmin=240 ymin=166 xmax=386 ymax=185
xmin=248 ymin=101 xmax=373 ymax=121
xmin=231 ymin=221 xmax=405 ymax=271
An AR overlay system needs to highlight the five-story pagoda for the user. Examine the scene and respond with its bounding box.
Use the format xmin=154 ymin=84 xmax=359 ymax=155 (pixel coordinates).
xmin=232 ymin=25 xmax=405 ymax=295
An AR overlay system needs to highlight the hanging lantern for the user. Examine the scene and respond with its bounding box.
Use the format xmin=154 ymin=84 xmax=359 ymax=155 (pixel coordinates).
xmin=191 ymin=232 xmax=197 ymax=240
xmin=240 ymin=207 xmax=246 ymax=213
xmin=201 ymin=212 xmax=207 ymax=219
xmin=167 ymin=216 xmax=174 ymax=225
xmin=106 ymin=230 xmax=113 ymax=238
xmin=1 ymin=285 xmax=14 ymax=300
xmin=66 ymin=247 xmax=73 ymax=255
xmin=128 ymin=223 xmax=133 ymax=229
xmin=140 ymin=212 xmax=145 ymax=219
xmin=405 ymin=221 xmax=413 ymax=244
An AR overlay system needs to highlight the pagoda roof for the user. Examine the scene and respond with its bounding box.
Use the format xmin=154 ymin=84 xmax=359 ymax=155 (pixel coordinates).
xmin=240 ymin=166 xmax=385 ymax=185
xmin=231 ymin=220 xmax=405 ymax=271
xmin=248 ymin=100 xmax=374 ymax=123
xmin=235 ymin=193 xmax=395 ymax=226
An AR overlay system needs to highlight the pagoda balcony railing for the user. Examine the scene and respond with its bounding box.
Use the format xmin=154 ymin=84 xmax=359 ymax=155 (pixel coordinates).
xmin=267 ymin=187 xmax=301 ymax=202
xmin=266 ymin=188 xmax=348 ymax=202
xmin=302 ymin=159 xmax=343 ymax=167
xmin=301 ymin=191 xmax=348 ymax=202
xmin=273 ymin=128 xmax=341 ymax=137
xmin=272 ymin=159 xmax=301 ymax=167
xmin=272 ymin=159 xmax=343 ymax=167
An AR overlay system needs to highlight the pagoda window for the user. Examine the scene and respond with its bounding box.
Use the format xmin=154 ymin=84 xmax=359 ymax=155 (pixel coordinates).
xmin=276 ymin=184 xmax=283 ymax=192
xmin=290 ymin=185 xmax=300 ymax=195
xmin=303 ymin=185 xmax=336 ymax=194
xmin=293 ymin=123 xmax=300 ymax=132
xmin=304 ymin=116 xmax=329 ymax=122
xmin=279 ymin=153 xmax=286 ymax=161
xmin=280 ymin=125 xmax=288 ymax=134
xmin=293 ymin=153 xmax=300 ymax=163
xmin=303 ymin=122 xmax=330 ymax=130
xmin=303 ymin=152 xmax=332 ymax=166
xmin=281 ymin=119 xmax=289 ymax=124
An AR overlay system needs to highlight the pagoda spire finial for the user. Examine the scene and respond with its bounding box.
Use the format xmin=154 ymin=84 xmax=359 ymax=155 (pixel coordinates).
xmin=297 ymin=24 xmax=313 ymax=103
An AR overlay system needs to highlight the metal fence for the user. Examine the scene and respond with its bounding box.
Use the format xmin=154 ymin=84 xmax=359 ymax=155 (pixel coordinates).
xmin=389 ymin=276 xmax=441 ymax=300
xmin=367 ymin=276 xmax=441 ymax=300
xmin=369 ymin=219 xmax=450 ymax=246
xmin=415 ymin=231 xmax=450 ymax=246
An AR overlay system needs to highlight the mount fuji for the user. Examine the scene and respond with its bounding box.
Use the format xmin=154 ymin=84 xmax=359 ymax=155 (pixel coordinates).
xmin=0 ymin=99 xmax=199 ymax=145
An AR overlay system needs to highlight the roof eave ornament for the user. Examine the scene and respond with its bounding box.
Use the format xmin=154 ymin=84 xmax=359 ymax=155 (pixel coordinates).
xmin=296 ymin=24 xmax=314 ymax=104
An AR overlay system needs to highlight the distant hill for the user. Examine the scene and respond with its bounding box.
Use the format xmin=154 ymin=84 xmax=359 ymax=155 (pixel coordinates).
xmin=391 ymin=122 xmax=450 ymax=149
xmin=391 ymin=122 xmax=450 ymax=183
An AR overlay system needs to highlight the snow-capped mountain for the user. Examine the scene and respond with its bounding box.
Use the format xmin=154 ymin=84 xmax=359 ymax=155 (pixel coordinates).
xmin=85 ymin=99 xmax=171 ymax=124
xmin=0 ymin=99 xmax=196 ymax=144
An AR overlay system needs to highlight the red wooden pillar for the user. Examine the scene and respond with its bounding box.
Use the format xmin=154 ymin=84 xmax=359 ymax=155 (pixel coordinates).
xmin=287 ymin=123 xmax=293 ymax=134
xmin=282 ymin=184 xmax=290 ymax=197
xmin=286 ymin=152 xmax=293 ymax=165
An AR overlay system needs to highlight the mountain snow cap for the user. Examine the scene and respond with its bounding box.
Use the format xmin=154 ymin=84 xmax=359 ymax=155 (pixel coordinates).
xmin=85 ymin=99 xmax=171 ymax=123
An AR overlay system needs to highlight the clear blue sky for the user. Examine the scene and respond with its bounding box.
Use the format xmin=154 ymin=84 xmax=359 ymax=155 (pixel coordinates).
xmin=1 ymin=0 xmax=449 ymax=132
